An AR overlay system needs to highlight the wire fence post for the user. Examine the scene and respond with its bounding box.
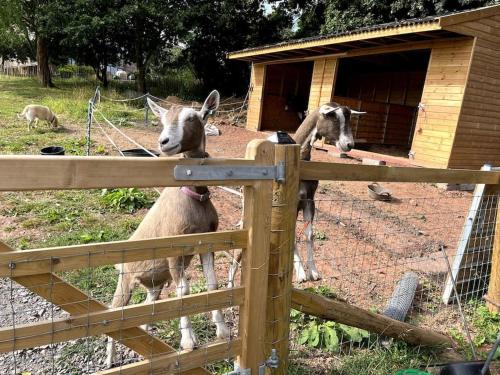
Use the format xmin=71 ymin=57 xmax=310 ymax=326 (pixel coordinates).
xmin=86 ymin=86 xmax=99 ymax=156
xmin=265 ymin=143 xmax=300 ymax=374
xmin=144 ymin=94 xmax=149 ymax=125
xmin=236 ymin=140 xmax=274 ymax=373
xmin=86 ymin=99 xmax=93 ymax=156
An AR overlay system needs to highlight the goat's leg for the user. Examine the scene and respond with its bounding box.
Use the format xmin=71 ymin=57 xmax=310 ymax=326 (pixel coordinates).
xmin=140 ymin=285 xmax=163 ymax=331
xmin=106 ymin=269 xmax=134 ymax=368
xmin=227 ymin=251 xmax=242 ymax=289
xmin=294 ymin=243 xmax=308 ymax=283
xmin=27 ymin=119 xmax=33 ymax=131
xmin=201 ymin=252 xmax=230 ymax=339
xmin=171 ymin=266 xmax=198 ymax=350
xmin=304 ymin=201 xmax=320 ymax=281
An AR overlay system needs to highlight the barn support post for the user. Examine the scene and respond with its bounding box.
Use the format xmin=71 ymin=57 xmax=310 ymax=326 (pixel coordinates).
xmin=236 ymin=140 xmax=275 ymax=373
xmin=265 ymin=143 xmax=300 ymax=374
xmin=144 ymin=94 xmax=149 ymax=125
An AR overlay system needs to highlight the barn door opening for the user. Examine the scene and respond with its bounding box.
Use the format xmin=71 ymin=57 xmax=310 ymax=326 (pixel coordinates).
xmin=333 ymin=49 xmax=431 ymax=156
xmin=260 ymin=61 xmax=314 ymax=132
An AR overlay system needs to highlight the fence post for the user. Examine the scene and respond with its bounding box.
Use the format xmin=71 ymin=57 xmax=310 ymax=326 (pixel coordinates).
xmin=237 ymin=139 xmax=275 ymax=373
xmin=265 ymin=143 xmax=300 ymax=374
xmin=486 ymin=185 xmax=500 ymax=313
xmin=145 ymin=94 xmax=149 ymax=125
xmin=86 ymin=99 xmax=93 ymax=156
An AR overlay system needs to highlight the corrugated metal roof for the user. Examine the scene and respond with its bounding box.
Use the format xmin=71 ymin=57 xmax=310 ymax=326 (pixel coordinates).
xmin=230 ymin=15 xmax=440 ymax=56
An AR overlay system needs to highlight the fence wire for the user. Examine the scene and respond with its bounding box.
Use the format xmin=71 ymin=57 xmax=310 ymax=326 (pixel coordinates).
xmin=290 ymin=182 xmax=498 ymax=373
xmin=0 ymin=187 xmax=244 ymax=375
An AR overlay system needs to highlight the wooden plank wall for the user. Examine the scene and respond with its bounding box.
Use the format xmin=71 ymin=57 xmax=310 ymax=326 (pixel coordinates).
xmin=247 ymin=64 xmax=266 ymax=131
xmin=410 ymin=39 xmax=474 ymax=168
xmin=307 ymin=58 xmax=337 ymax=112
xmin=445 ymin=16 xmax=500 ymax=169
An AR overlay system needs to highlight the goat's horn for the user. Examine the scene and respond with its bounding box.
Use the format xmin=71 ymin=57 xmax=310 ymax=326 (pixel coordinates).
xmin=350 ymin=110 xmax=367 ymax=115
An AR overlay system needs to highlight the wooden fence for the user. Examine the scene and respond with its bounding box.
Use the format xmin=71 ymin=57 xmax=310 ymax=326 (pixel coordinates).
xmin=0 ymin=140 xmax=499 ymax=374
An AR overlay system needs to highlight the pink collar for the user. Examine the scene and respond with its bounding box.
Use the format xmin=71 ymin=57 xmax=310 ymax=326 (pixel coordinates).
xmin=180 ymin=186 xmax=211 ymax=202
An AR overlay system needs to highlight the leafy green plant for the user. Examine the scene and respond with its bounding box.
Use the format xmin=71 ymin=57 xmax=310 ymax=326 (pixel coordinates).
xmin=100 ymin=188 xmax=153 ymax=213
xmin=469 ymin=302 xmax=499 ymax=347
xmin=314 ymin=230 xmax=328 ymax=241
xmin=290 ymin=286 xmax=369 ymax=352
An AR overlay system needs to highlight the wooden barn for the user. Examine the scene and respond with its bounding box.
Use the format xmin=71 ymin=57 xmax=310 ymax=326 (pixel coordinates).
xmin=228 ymin=5 xmax=500 ymax=169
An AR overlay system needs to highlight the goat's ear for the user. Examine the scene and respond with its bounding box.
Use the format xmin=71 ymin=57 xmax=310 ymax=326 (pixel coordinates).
xmin=319 ymin=105 xmax=339 ymax=115
xmin=147 ymin=98 xmax=168 ymax=118
xmin=200 ymin=90 xmax=220 ymax=119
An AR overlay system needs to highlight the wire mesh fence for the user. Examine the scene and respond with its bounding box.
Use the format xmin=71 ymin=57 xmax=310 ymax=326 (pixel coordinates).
xmin=289 ymin=181 xmax=498 ymax=373
xmin=0 ymin=187 xmax=245 ymax=375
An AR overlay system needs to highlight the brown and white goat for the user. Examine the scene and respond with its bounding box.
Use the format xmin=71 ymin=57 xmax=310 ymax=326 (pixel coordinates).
xmin=228 ymin=103 xmax=364 ymax=286
xmin=106 ymin=90 xmax=229 ymax=368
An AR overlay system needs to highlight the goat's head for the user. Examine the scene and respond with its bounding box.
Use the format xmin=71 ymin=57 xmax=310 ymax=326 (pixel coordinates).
xmin=315 ymin=103 xmax=365 ymax=152
xmin=147 ymin=90 xmax=220 ymax=156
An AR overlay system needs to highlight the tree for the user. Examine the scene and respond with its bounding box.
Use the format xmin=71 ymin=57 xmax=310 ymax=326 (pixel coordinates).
xmin=0 ymin=0 xmax=55 ymax=86
xmin=288 ymin=0 xmax=498 ymax=37
xmin=57 ymin=0 xmax=126 ymax=88
xmin=182 ymin=0 xmax=292 ymax=95
xmin=119 ymin=0 xmax=181 ymax=93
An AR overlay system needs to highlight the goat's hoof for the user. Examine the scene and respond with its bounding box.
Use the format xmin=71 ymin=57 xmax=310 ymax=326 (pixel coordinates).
xmin=308 ymin=270 xmax=321 ymax=281
xmin=296 ymin=274 xmax=308 ymax=283
xmin=180 ymin=334 xmax=198 ymax=351
xmin=216 ymin=324 xmax=231 ymax=339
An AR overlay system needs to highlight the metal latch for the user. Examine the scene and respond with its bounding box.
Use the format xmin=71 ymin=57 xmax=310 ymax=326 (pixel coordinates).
xmin=224 ymin=349 xmax=279 ymax=375
xmin=174 ymin=164 xmax=286 ymax=183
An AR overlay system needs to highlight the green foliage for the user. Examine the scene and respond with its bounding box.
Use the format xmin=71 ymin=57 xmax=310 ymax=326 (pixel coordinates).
xmin=290 ymin=286 xmax=369 ymax=352
xmin=100 ymin=188 xmax=153 ymax=213
xmin=57 ymin=64 xmax=94 ymax=79
xmin=469 ymin=302 xmax=499 ymax=347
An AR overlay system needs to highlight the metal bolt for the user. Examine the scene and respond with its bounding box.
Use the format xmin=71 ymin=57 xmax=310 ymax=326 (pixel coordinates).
xmin=262 ymin=169 xmax=268 ymax=176
xmin=102 ymin=320 xmax=109 ymax=326
xmin=186 ymin=169 xmax=192 ymax=176
xmin=8 ymin=262 xmax=16 ymax=270
xmin=226 ymin=170 xmax=234 ymax=177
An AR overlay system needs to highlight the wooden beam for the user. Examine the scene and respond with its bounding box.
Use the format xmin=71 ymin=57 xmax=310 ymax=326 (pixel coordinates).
xmin=0 ymin=156 xmax=262 ymax=191
xmin=95 ymin=339 xmax=242 ymax=375
xmin=237 ymin=140 xmax=274 ymax=372
xmin=266 ymin=144 xmax=301 ymax=375
xmin=0 ymin=230 xmax=247 ymax=277
xmin=291 ymin=288 xmax=453 ymax=347
xmin=228 ymin=21 xmax=442 ymax=60
xmin=299 ymin=161 xmax=500 ymax=184
xmin=439 ymin=5 xmax=500 ymax=27
xmin=0 ymin=288 xmax=244 ymax=352
xmin=0 ymin=241 xmax=210 ymax=375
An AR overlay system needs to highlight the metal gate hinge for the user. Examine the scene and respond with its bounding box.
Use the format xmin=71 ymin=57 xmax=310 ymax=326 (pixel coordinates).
xmin=175 ymin=164 xmax=286 ymax=183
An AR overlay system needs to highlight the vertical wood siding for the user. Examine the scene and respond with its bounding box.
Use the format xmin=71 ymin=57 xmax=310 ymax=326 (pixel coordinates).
xmin=307 ymin=58 xmax=337 ymax=112
xmin=446 ymin=16 xmax=500 ymax=169
xmin=410 ymin=39 xmax=474 ymax=168
xmin=247 ymin=64 xmax=266 ymax=131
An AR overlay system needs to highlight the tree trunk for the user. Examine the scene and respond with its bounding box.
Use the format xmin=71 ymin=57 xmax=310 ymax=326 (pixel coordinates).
xmin=36 ymin=36 xmax=53 ymax=87
xmin=137 ymin=61 xmax=146 ymax=93
xmin=101 ymin=66 xmax=108 ymax=88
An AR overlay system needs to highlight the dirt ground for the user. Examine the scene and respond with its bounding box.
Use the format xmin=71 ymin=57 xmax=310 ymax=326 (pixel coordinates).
xmin=90 ymin=107 xmax=476 ymax=321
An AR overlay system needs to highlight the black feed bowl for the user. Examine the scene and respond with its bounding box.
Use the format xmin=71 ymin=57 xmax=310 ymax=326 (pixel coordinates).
xmin=40 ymin=146 xmax=65 ymax=156
xmin=122 ymin=148 xmax=160 ymax=157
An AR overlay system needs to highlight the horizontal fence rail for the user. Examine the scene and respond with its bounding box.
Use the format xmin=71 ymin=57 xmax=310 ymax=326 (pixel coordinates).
xmin=0 ymin=230 xmax=247 ymax=277
xmin=0 ymin=288 xmax=244 ymax=352
xmin=96 ymin=339 xmax=242 ymax=375
xmin=300 ymin=161 xmax=500 ymax=184
xmin=0 ymin=156 xmax=269 ymax=190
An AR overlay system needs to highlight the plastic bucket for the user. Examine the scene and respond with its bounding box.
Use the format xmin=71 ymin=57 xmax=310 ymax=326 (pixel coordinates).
xmin=122 ymin=148 xmax=160 ymax=157
xmin=40 ymin=146 xmax=65 ymax=156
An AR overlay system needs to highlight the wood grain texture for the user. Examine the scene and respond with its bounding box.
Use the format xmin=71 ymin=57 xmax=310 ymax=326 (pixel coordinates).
xmin=247 ymin=64 xmax=266 ymax=131
xmin=299 ymin=161 xmax=500 ymax=184
xmin=95 ymin=339 xmax=242 ymax=375
xmin=292 ymin=288 xmax=452 ymax=347
xmin=0 ymin=230 xmax=247 ymax=277
xmin=266 ymin=144 xmax=301 ymax=375
xmin=237 ymin=139 xmax=274 ymax=372
xmin=0 ymin=288 xmax=244 ymax=352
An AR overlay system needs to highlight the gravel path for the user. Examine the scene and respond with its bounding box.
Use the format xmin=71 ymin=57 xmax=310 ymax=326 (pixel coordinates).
xmin=0 ymin=278 xmax=138 ymax=374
